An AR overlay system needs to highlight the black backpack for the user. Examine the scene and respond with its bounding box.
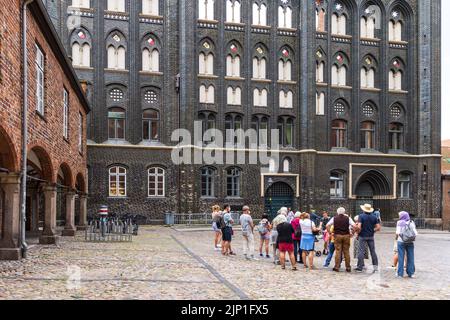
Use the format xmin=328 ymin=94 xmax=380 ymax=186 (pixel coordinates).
xmin=217 ymin=215 xmax=226 ymax=229
xmin=294 ymin=223 xmax=302 ymax=238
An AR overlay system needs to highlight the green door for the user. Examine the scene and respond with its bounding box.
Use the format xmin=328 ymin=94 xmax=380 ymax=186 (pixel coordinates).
xmin=264 ymin=182 xmax=294 ymax=220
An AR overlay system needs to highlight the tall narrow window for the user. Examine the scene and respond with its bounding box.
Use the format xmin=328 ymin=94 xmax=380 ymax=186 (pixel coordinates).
xmin=279 ymin=59 xmax=292 ymax=81
xmin=389 ymin=123 xmax=404 ymax=150
xmin=330 ymin=171 xmax=344 ymax=198
xmin=253 ymin=57 xmax=267 ymax=79
xmin=361 ymin=121 xmax=375 ymax=149
xmin=199 ymin=85 xmax=215 ymax=104
xmin=316 ymin=92 xmax=325 ymax=115
xmin=389 ymin=69 xmax=403 ymax=91
xmin=148 ymin=167 xmax=165 ymax=197
xmin=331 ymin=13 xmax=346 ymax=35
xmin=332 ymin=64 xmax=347 ymax=86
xmin=361 ymin=16 xmax=376 ymax=38
xmin=279 ymin=90 xmax=293 ymax=109
xmin=389 ymin=19 xmax=402 ymax=42
xmin=252 ymin=2 xmax=267 ymax=26
xmin=142 ymin=48 xmax=159 ymax=72
xmin=227 ymin=168 xmax=241 ymax=197
xmin=253 ymin=89 xmax=268 ymax=107
xmin=199 ymin=0 xmax=215 ymax=20
xmin=227 ymin=87 xmax=241 ymax=105
xmin=398 ymin=173 xmax=411 ymax=199
xmin=331 ymin=120 xmax=347 ymax=148
xmin=142 ymin=109 xmax=160 ymax=141
xmin=35 ymin=45 xmax=45 ymax=114
xmin=199 ymin=52 xmax=214 ymax=75
xmin=226 ymin=55 xmax=240 ymax=77
xmin=283 ymin=158 xmax=291 ymax=173
xmin=201 ymin=167 xmax=215 ymax=197
xmin=226 ymin=0 xmax=241 ymax=23
xmin=107 ymin=45 xmax=126 ymax=70
xmin=278 ymin=117 xmax=294 ymax=147
xmin=316 ymin=8 xmax=326 ymax=31
xmin=142 ymin=0 xmax=159 ymax=15
xmin=63 ymin=89 xmax=69 ymax=139
xmin=78 ymin=112 xmax=83 ymax=153
xmin=109 ymin=166 xmax=127 ymax=197
xmin=278 ymin=6 xmax=292 ymax=28
xmin=316 ymin=61 xmax=324 ymax=83
xmin=108 ymin=107 xmax=126 ymax=140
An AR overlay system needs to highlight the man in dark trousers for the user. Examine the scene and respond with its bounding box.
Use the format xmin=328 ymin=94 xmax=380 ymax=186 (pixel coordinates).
xmin=356 ymin=204 xmax=382 ymax=273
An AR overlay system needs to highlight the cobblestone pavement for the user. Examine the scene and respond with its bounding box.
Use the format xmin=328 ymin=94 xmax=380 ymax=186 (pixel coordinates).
xmin=1 ymin=226 xmax=450 ymax=300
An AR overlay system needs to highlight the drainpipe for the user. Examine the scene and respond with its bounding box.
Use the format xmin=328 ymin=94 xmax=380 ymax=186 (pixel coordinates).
xmin=19 ymin=0 xmax=35 ymax=259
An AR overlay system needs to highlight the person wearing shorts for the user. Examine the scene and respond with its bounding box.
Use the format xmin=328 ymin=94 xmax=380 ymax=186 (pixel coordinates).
xmin=276 ymin=221 xmax=297 ymax=271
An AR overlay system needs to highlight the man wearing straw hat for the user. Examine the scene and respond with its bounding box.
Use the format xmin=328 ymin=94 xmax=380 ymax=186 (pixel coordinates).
xmin=355 ymin=203 xmax=381 ymax=273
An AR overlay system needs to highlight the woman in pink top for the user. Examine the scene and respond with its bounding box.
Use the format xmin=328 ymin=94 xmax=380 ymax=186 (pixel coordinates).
xmin=291 ymin=212 xmax=302 ymax=264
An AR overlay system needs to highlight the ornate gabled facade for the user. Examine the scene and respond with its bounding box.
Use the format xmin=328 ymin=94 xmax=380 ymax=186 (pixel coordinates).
xmin=45 ymin=0 xmax=441 ymax=225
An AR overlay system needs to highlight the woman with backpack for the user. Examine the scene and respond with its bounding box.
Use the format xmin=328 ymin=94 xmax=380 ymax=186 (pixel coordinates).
xmin=291 ymin=212 xmax=303 ymax=264
xmin=258 ymin=214 xmax=271 ymax=258
xmin=396 ymin=211 xmax=418 ymax=278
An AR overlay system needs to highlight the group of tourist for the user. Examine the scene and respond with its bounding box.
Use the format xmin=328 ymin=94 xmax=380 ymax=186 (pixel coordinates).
xmin=211 ymin=203 xmax=418 ymax=278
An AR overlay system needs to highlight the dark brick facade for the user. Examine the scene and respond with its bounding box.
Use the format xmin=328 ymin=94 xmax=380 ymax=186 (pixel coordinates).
xmin=46 ymin=0 xmax=441 ymax=224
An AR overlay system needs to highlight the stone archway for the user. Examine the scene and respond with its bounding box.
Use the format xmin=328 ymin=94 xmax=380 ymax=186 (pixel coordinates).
xmin=354 ymin=170 xmax=393 ymax=221
xmin=264 ymin=182 xmax=294 ymax=220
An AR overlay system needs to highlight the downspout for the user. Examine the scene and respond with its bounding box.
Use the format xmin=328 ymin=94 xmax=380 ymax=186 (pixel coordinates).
xmin=19 ymin=0 xmax=35 ymax=259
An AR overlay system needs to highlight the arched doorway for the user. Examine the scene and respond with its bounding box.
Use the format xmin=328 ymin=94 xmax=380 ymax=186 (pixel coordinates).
xmin=264 ymin=182 xmax=294 ymax=220
xmin=354 ymin=170 xmax=392 ymax=220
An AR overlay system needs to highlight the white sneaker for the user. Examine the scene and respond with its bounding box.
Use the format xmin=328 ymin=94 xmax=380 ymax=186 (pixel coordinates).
xmin=217 ymin=244 xmax=222 ymax=248
xmin=214 ymin=247 xmax=221 ymax=251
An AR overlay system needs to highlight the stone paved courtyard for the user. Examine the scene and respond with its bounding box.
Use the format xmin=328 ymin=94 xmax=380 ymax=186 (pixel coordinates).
xmin=1 ymin=226 xmax=450 ymax=300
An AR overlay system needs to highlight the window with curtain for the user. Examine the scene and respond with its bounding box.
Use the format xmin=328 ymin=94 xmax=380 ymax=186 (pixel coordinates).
xmin=253 ymin=89 xmax=268 ymax=107
xmin=109 ymin=166 xmax=127 ymax=197
xmin=226 ymin=55 xmax=240 ymax=77
xmin=107 ymin=0 xmax=125 ymax=12
xmin=278 ymin=6 xmax=292 ymax=28
xmin=253 ymin=57 xmax=267 ymax=79
xmin=227 ymin=87 xmax=241 ymax=105
xmin=226 ymin=0 xmax=241 ymax=23
xmin=331 ymin=13 xmax=346 ymax=35
xmin=142 ymin=0 xmax=159 ymax=15
xmin=199 ymin=85 xmax=215 ymax=104
xmin=278 ymin=59 xmax=292 ymax=81
xmin=252 ymin=2 xmax=267 ymax=26
xmin=279 ymin=90 xmax=293 ymax=109
xmin=199 ymin=0 xmax=215 ymax=20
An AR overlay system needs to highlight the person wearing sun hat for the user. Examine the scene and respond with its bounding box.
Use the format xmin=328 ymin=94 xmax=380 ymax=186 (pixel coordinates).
xmin=355 ymin=203 xmax=381 ymax=273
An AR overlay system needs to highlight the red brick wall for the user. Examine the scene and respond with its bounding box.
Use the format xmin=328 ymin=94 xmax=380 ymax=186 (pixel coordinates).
xmin=0 ymin=0 xmax=88 ymax=190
